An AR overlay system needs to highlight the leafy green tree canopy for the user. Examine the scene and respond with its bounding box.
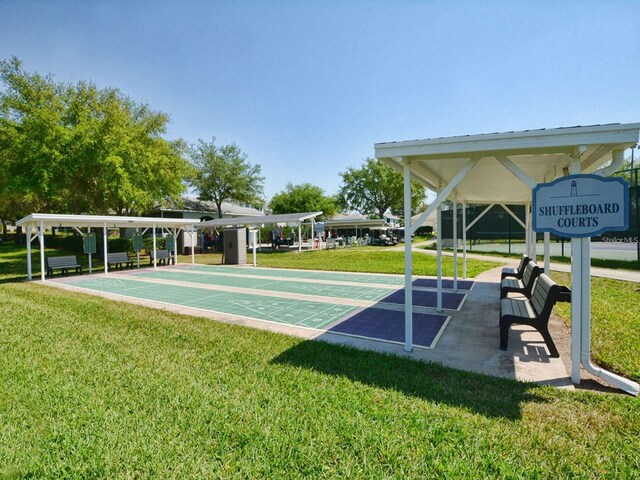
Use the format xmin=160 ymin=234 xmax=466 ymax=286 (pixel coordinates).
xmin=190 ymin=138 xmax=264 ymax=218
xmin=269 ymin=182 xmax=338 ymax=218
xmin=338 ymin=157 xmax=426 ymax=219
xmin=0 ymin=56 xmax=188 ymax=218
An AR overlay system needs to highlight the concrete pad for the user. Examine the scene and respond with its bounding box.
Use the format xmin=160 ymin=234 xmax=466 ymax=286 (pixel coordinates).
xmin=42 ymin=263 xmax=573 ymax=389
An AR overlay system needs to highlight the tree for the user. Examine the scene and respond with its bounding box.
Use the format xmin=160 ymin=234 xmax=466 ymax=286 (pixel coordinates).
xmin=269 ymin=183 xmax=338 ymax=218
xmin=0 ymin=56 xmax=188 ymax=220
xmin=190 ymin=138 xmax=264 ymax=218
xmin=337 ymin=157 xmax=426 ymax=218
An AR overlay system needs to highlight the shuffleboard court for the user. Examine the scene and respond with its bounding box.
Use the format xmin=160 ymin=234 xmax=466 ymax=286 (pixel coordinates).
xmin=51 ymin=268 xmax=452 ymax=349
xmin=329 ymin=309 xmax=448 ymax=348
xmin=413 ymin=278 xmax=474 ymax=290
xmin=177 ymin=264 xmax=474 ymax=291
xmin=129 ymin=269 xmax=392 ymax=302
xmin=66 ymin=276 xmax=355 ymax=329
xmin=183 ymin=264 xmax=406 ymax=285
xmin=381 ymin=289 xmax=467 ymax=310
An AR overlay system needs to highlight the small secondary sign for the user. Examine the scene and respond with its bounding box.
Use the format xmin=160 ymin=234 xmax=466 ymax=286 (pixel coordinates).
xmin=533 ymin=174 xmax=629 ymax=238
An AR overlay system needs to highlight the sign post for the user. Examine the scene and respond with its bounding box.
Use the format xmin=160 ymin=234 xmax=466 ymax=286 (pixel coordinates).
xmin=533 ymin=174 xmax=638 ymax=395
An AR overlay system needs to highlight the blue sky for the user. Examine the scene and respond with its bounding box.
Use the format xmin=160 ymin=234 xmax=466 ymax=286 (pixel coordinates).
xmin=1 ymin=0 xmax=639 ymax=201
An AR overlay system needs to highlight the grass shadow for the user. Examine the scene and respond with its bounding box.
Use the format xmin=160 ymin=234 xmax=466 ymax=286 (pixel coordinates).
xmin=271 ymin=339 xmax=547 ymax=420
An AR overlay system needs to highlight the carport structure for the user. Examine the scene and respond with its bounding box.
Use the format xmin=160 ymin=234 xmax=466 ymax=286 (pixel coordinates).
xmin=375 ymin=123 xmax=640 ymax=394
xmin=16 ymin=213 xmax=199 ymax=281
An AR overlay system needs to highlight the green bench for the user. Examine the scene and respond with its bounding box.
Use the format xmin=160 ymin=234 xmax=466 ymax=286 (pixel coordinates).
xmin=107 ymin=252 xmax=134 ymax=270
xmin=149 ymin=249 xmax=174 ymax=265
xmin=46 ymin=255 xmax=83 ymax=277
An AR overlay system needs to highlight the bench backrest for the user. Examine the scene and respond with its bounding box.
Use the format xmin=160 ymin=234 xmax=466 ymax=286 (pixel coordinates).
xmin=530 ymin=273 xmax=560 ymax=318
xmin=47 ymin=255 xmax=78 ymax=268
xmin=152 ymin=249 xmax=170 ymax=259
xmin=517 ymin=255 xmax=532 ymax=275
xmin=521 ymin=262 xmax=542 ymax=296
xmin=107 ymin=252 xmax=129 ymax=262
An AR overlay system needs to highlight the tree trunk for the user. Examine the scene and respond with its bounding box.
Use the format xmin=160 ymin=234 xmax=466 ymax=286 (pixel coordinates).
xmin=1 ymin=219 xmax=6 ymax=241
xmin=16 ymin=225 xmax=23 ymax=245
xmin=216 ymin=200 xmax=223 ymax=219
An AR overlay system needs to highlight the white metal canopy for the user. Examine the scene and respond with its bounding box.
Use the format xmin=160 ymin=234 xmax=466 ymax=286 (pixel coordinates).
xmin=16 ymin=213 xmax=199 ymax=280
xmin=375 ymin=123 xmax=640 ymax=395
xmin=199 ymin=212 xmax=322 ymax=228
xmin=16 ymin=213 xmax=199 ymax=230
xmin=376 ymin=123 xmax=640 ymax=204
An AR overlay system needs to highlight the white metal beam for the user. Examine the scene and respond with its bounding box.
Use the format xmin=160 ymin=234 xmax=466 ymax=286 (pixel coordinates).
xmin=465 ymin=204 xmax=495 ymax=231
xmin=499 ymin=204 xmax=526 ymax=229
xmin=410 ymin=158 xmax=479 ymax=236
xmin=497 ymin=156 xmax=537 ymax=189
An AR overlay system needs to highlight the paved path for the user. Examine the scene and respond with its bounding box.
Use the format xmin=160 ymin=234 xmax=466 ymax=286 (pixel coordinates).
xmin=398 ymin=241 xmax=640 ymax=283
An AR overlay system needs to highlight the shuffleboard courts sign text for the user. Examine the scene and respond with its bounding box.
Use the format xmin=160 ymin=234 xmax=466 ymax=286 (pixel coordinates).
xmin=533 ymin=174 xmax=629 ymax=238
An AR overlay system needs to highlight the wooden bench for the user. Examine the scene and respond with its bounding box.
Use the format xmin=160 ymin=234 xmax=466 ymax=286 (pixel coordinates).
xmin=107 ymin=252 xmax=134 ymax=270
xmin=501 ymin=254 xmax=531 ymax=280
xmin=499 ymin=273 xmax=560 ymax=357
xmin=46 ymin=255 xmax=83 ymax=277
xmin=149 ymin=249 xmax=174 ymax=265
xmin=500 ymin=261 xmax=541 ymax=299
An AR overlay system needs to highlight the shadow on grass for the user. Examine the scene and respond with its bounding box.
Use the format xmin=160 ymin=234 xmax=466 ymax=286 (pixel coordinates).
xmin=271 ymin=339 xmax=547 ymax=420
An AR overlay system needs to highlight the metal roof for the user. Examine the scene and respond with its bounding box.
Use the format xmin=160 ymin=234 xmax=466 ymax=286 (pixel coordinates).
xmin=149 ymin=196 xmax=265 ymax=217
xmin=199 ymin=212 xmax=322 ymax=228
xmin=324 ymin=218 xmax=387 ymax=228
xmin=375 ymin=123 xmax=640 ymax=204
xmin=16 ymin=213 xmax=198 ymax=229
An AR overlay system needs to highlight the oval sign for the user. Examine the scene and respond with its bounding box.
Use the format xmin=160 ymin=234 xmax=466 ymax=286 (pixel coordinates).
xmin=533 ymin=174 xmax=629 ymax=238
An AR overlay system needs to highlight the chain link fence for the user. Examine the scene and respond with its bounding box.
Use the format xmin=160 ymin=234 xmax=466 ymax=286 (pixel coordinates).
xmin=440 ymin=167 xmax=640 ymax=262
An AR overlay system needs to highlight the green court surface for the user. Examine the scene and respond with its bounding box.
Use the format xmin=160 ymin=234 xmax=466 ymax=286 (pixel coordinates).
xmin=130 ymin=269 xmax=393 ymax=302
xmin=185 ymin=264 xmax=407 ymax=286
xmin=67 ymin=277 xmax=356 ymax=329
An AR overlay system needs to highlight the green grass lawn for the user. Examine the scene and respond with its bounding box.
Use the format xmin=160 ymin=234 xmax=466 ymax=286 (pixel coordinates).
xmin=551 ymin=272 xmax=640 ymax=382
xmin=241 ymin=248 xmax=498 ymax=278
xmin=1 ymin=281 xmax=639 ymax=478
xmin=2 ymin=242 xmax=639 ymax=477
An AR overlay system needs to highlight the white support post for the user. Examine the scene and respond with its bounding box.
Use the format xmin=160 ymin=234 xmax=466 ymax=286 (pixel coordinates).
xmin=403 ymin=162 xmax=413 ymax=352
xmin=136 ymin=227 xmax=140 ymax=269
xmin=252 ymin=229 xmax=257 ymax=267
xmin=38 ymin=221 xmax=45 ymax=281
xmin=26 ymin=225 xmax=32 ymax=280
xmin=462 ymin=203 xmax=467 ymax=279
xmin=190 ymin=226 xmax=195 ymax=264
xmin=103 ymin=222 xmax=108 ymax=274
xmin=152 ymin=224 xmax=157 ymax=269
xmin=529 ymin=204 xmax=537 ymax=260
xmin=436 ymin=203 xmax=443 ymax=312
xmin=571 ymin=237 xmax=582 ymax=383
xmin=524 ymin=205 xmax=531 ymax=257
xmin=570 ymin=158 xmax=582 ymax=383
xmin=543 ymin=232 xmax=550 ymax=274
xmin=88 ymin=227 xmax=92 ymax=274
xmin=172 ymin=228 xmax=178 ymax=265
xmin=298 ymin=223 xmax=302 ymax=253
xmin=452 ymin=199 xmax=458 ymax=291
